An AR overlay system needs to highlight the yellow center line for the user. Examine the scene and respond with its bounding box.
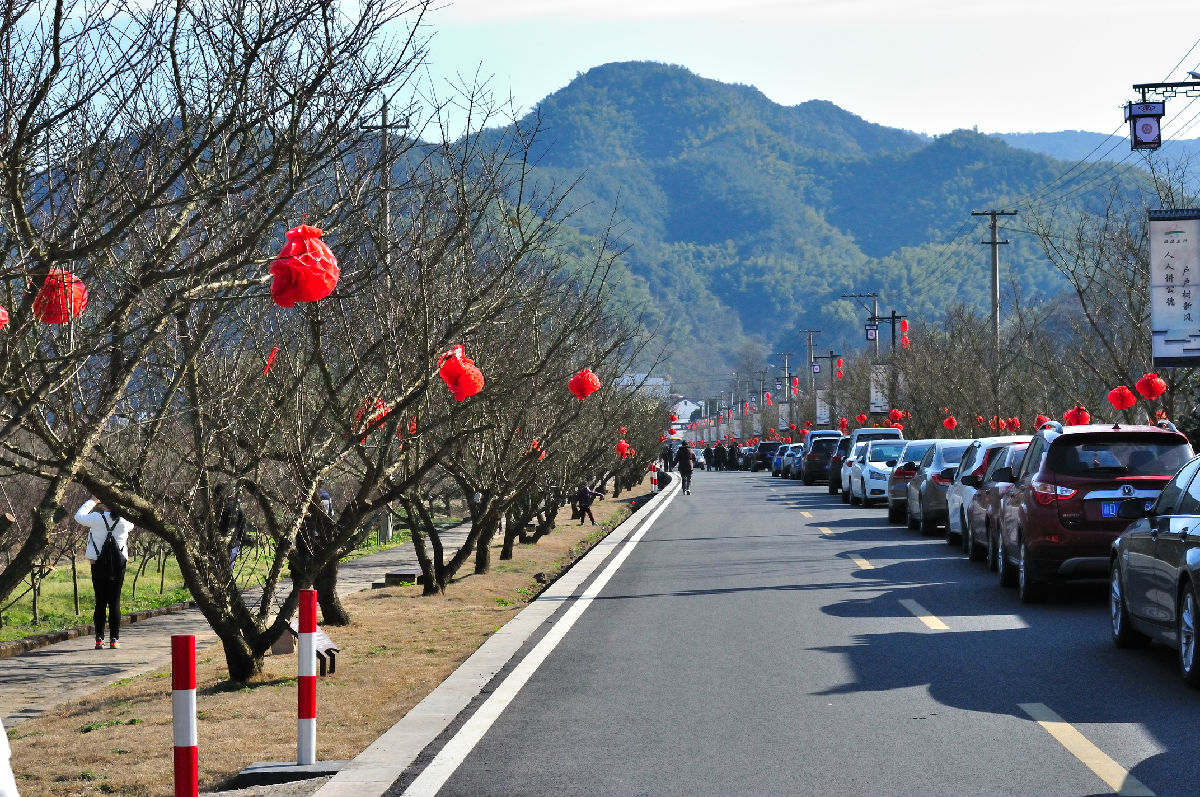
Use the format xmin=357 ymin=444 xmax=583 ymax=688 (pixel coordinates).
xmin=848 ymin=555 xmax=873 ymax=570
xmin=818 ymin=526 xmax=833 ymax=536
xmin=1019 ymin=703 xmax=1155 ymax=797
xmin=800 ymin=511 xmax=812 ymax=518
xmin=898 ymin=598 xmax=949 ymax=630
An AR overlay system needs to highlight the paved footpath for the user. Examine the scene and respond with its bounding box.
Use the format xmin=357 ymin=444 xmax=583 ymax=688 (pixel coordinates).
xmin=0 ymin=528 xmax=467 ymax=728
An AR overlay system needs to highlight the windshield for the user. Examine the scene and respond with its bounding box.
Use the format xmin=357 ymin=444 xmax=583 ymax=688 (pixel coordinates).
xmin=812 ymin=438 xmax=838 ymax=455
xmin=1047 ymin=436 xmax=1193 ymax=477
xmin=868 ymin=441 xmax=906 ymax=462
xmin=901 ymin=442 xmax=933 ymax=463
xmin=941 ymin=444 xmax=970 ymax=465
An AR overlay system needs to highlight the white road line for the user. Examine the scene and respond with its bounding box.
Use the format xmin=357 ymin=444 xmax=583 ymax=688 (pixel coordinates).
xmin=401 ymin=482 xmax=681 ymax=797
xmin=899 ymin=598 xmax=949 ymax=630
xmin=1019 ymin=703 xmax=1155 ymax=796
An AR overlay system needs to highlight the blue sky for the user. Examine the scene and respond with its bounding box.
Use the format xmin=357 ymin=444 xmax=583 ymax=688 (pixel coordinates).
xmin=418 ymin=0 xmax=1200 ymax=137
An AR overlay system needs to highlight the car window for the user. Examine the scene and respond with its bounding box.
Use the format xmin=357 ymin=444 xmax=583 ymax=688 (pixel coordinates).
xmin=812 ymin=438 xmax=838 ymax=455
xmin=940 ymin=444 xmax=970 ymax=466
xmin=901 ymin=442 xmax=933 ymax=464
xmin=1047 ymin=436 xmax=1192 ymax=477
xmin=1006 ymin=444 xmax=1029 ymax=473
xmin=982 ymin=445 xmax=1012 ymax=479
xmin=1158 ymin=457 xmax=1200 ymax=515
xmin=868 ymin=441 xmax=906 ymax=462
xmin=1019 ymin=437 xmax=1046 ymax=479
xmin=920 ymin=446 xmax=935 ymax=468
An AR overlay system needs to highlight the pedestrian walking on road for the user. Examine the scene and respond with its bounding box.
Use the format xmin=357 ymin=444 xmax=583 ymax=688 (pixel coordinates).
xmin=76 ymin=497 xmax=133 ymax=650
xmin=676 ymin=440 xmax=696 ymax=494
xmin=575 ymin=483 xmax=604 ymax=526
xmin=660 ymin=442 xmax=675 ymax=472
xmin=703 ymin=444 xmax=715 ymax=471
xmin=712 ymin=443 xmax=726 ymax=471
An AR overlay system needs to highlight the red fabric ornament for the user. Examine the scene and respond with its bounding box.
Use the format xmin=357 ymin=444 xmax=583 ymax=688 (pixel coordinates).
xmin=269 ymin=223 xmax=339 ymax=308
xmin=855 ymin=413 xmax=868 ymax=425
xmin=619 ymin=426 xmax=627 ymax=435
xmin=1108 ymin=385 xmax=1137 ymax=411
xmin=669 ymin=428 xmax=677 ymax=436
xmin=659 ymin=434 xmax=667 ymax=443
xmin=1135 ymin=373 xmax=1167 ymax=400
xmin=800 ymin=429 xmax=809 ymax=437
xmin=805 ymin=420 xmax=813 ymax=428
xmin=975 ymin=414 xmax=985 ymax=426
xmin=1156 ymin=410 xmax=1169 ymax=420
xmin=900 ymin=335 xmax=911 ymax=349
xmin=888 ymin=408 xmax=903 ymax=423
xmin=765 ymin=392 xmax=773 ymax=406
xmin=568 ymin=368 xmax=602 ymax=399
xmin=789 ymin=423 xmax=796 ymax=431
xmin=32 ymin=269 xmax=88 ymax=323
xmin=437 ymin=345 xmax=485 ymax=401
xmin=670 ymin=413 xmax=678 ymax=422
xmin=837 ymin=417 xmax=849 ymax=433
xmin=263 ymin=346 xmax=278 ymax=375
xmin=0 ymin=305 xmax=8 ymax=331
xmin=891 ymin=422 xmax=904 ymax=431
xmin=1063 ymin=405 xmax=1091 ymax=425
xmin=943 ymin=416 xmax=957 ymax=430
xmin=1035 ymin=414 xmax=1050 ymax=428
xmin=408 ymin=416 xmax=418 ymax=435
xmin=539 ymin=450 xmax=547 ymax=461
xmin=616 ymin=439 xmax=630 ymax=458
xmin=1008 ymin=417 xmax=1021 ymax=430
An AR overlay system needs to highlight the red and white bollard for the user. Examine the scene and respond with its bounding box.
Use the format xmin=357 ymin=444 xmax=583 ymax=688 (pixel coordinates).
xmin=650 ymin=461 xmax=658 ymax=493
xmin=171 ymin=634 xmax=198 ymax=797
xmin=297 ymin=589 xmax=317 ymax=766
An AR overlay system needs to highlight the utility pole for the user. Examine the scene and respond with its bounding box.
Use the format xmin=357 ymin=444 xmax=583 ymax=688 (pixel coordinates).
xmin=361 ymin=97 xmax=411 ymax=276
xmin=797 ymin=329 xmax=820 ymax=396
xmin=843 ymin=292 xmax=879 ymax=357
xmin=972 ymin=209 xmax=1017 ymax=417
xmin=774 ymin=351 xmax=792 ymax=394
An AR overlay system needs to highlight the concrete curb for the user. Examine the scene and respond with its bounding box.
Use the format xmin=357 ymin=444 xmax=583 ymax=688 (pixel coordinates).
xmin=0 ymin=601 xmax=196 ymax=659
xmin=310 ymin=482 xmax=679 ymax=797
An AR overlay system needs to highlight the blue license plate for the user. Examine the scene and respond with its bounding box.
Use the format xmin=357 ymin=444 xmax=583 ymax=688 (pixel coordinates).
xmin=1102 ymin=499 xmax=1154 ymax=518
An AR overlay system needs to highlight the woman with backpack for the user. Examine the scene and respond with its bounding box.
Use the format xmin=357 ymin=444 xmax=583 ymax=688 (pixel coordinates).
xmin=76 ymin=498 xmax=133 ymax=649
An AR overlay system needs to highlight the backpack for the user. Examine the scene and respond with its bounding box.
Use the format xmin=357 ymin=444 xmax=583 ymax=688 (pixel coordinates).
xmin=94 ymin=519 xmax=124 ymax=579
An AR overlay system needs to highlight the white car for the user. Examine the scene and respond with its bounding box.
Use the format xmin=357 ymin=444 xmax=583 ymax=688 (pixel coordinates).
xmin=945 ymin=436 xmax=1030 ymax=547
xmin=849 ymin=439 xmax=909 ymax=507
xmin=840 ymin=441 xmax=869 ymax=503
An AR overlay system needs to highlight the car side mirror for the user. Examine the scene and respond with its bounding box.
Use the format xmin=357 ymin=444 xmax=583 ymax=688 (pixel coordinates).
xmin=991 ymin=466 xmax=1014 ymax=483
xmin=885 ymin=459 xmax=897 ymax=467
xmin=960 ymin=474 xmax=981 ymax=488
xmin=903 ymin=460 xmax=916 ymax=470
xmin=1117 ymin=498 xmax=1153 ymax=520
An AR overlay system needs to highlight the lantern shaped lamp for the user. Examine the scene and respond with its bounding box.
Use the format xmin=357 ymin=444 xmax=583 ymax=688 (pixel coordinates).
xmin=438 ymin=345 xmax=485 ymax=401
xmin=568 ymin=368 xmax=601 ymax=400
xmin=269 ymin=223 xmax=340 ymax=308
xmin=33 ymin=269 xmax=88 ymax=323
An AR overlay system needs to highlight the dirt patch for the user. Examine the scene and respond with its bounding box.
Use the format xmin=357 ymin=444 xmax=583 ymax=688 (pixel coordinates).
xmin=6 ymin=485 xmax=651 ymax=797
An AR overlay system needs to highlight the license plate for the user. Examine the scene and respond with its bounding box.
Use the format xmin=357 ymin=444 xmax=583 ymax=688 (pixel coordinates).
xmin=1102 ymin=499 xmax=1154 ymax=518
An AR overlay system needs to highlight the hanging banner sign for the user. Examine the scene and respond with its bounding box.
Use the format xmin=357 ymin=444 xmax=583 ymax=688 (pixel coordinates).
xmin=870 ymin=364 xmax=890 ymax=414
xmin=1149 ymin=209 xmax=1200 ymax=367
xmin=778 ymin=403 xmax=790 ymax=432
xmin=815 ymin=390 xmax=831 ymax=426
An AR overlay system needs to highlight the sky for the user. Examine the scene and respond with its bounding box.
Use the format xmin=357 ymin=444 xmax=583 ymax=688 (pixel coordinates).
xmin=416 ymin=0 xmax=1200 ymax=137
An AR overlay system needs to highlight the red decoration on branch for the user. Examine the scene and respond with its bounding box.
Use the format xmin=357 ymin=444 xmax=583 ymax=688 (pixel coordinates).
xmin=1063 ymin=405 xmax=1091 ymax=425
xmin=789 ymin=423 xmax=796 ymax=431
xmin=269 ymin=224 xmax=339 ymax=308
xmin=669 ymin=428 xmax=677 ymax=436
xmin=1107 ymin=386 xmax=1137 ymax=411
xmin=765 ymin=392 xmax=772 ymax=406
xmin=855 ymin=413 xmax=868 ymax=425
xmin=943 ymin=416 xmax=957 ymax=430
xmin=900 ymin=335 xmax=910 ymax=349
xmin=837 ymin=416 xmax=849 ymax=433
xmin=888 ymin=408 xmax=903 ymax=423
xmin=263 ymin=346 xmax=278 ymax=375
xmin=616 ymin=439 xmax=630 ymax=458
xmin=1035 ymin=414 xmax=1050 ymax=428
xmin=619 ymin=426 xmax=627 ymax=435
xmin=568 ymin=368 xmax=602 ymax=399
xmin=32 ymin=269 xmax=88 ymax=323
xmin=437 ymin=345 xmax=485 ymax=401
xmin=0 ymin=305 xmax=8 ymax=331
xmin=670 ymin=413 xmax=678 ymax=422
xmin=1008 ymin=417 xmax=1021 ymax=430
xmin=1135 ymin=373 xmax=1167 ymax=400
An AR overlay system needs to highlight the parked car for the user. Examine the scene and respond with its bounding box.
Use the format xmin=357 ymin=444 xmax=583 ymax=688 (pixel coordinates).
xmin=800 ymin=434 xmax=841 ymax=484
xmin=886 ymin=439 xmax=936 ymax=523
xmin=737 ymin=445 xmax=754 ymax=470
xmin=780 ymin=444 xmax=805 ymax=479
xmin=840 ymin=441 xmax=870 ymax=504
xmin=750 ymin=441 xmax=782 ymax=472
xmin=1110 ymin=453 xmax=1200 ymax=685
xmin=771 ymin=444 xmax=795 ymax=476
xmin=847 ymin=426 xmax=904 ymax=454
xmin=994 ymin=421 xmax=1192 ymax=602
xmin=906 ymin=439 xmax=972 ymax=535
xmin=965 ymin=441 xmax=1031 ymax=565
xmin=848 ymin=438 xmax=909 ymax=507
xmin=798 ymin=430 xmax=843 ymax=483
xmin=829 ymin=436 xmax=853 ymax=495
xmin=947 ymin=436 xmax=1031 ymax=548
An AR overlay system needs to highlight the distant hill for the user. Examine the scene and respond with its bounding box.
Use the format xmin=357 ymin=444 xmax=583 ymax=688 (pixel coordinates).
xmin=994 ymin=130 xmax=1200 ymax=169
xmin=502 ymin=62 xmax=1163 ymax=396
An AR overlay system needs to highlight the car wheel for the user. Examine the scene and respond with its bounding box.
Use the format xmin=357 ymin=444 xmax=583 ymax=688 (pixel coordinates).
xmin=887 ymin=500 xmax=904 ymax=524
xmin=1110 ymin=562 xmax=1150 ymax=649
xmin=967 ymin=523 xmax=986 ymax=562
xmin=829 ymin=476 xmax=839 ymax=495
xmin=944 ymin=520 xmax=959 ymax=546
xmin=920 ymin=511 xmax=939 ymax=537
xmin=1017 ymin=540 xmax=1045 ymax=603
xmin=860 ymin=479 xmax=871 ymax=507
xmin=803 ymin=471 xmax=814 ymax=485
xmin=1179 ymin=583 xmax=1200 ymax=687
xmin=907 ymin=503 xmax=919 ymax=531
xmin=997 ymin=535 xmax=1017 ymax=586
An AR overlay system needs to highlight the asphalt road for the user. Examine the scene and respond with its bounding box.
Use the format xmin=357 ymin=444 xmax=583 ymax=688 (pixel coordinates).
xmin=387 ymin=470 xmax=1200 ymax=797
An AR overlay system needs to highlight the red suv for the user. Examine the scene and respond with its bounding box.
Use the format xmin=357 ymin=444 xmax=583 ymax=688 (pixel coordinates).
xmin=993 ymin=421 xmax=1192 ymax=603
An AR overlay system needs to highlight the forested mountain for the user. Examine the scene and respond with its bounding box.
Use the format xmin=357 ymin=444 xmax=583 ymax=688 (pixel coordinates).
xmin=506 ymin=61 xmax=1160 ymax=395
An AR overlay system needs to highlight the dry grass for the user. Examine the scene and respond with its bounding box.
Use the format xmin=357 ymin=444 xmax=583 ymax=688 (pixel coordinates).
xmin=7 ymin=485 xmax=650 ymax=797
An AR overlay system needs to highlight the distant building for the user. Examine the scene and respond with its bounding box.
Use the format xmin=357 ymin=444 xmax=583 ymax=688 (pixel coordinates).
xmin=671 ymin=399 xmax=701 ymax=422
xmin=614 ymin=373 xmax=671 ymax=398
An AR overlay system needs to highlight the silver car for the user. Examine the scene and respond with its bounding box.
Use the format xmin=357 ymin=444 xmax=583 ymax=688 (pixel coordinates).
xmin=849 ymin=439 xmax=909 ymax=507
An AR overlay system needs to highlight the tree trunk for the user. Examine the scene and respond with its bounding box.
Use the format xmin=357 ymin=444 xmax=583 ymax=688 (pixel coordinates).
xmin=315 ymin=561 xmax=349 ymax=625
xmin=473 ymin=515 xmax=498 ymax=574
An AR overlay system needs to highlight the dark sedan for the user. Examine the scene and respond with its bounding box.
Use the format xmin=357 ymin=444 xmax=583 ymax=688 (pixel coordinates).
xmin=906 ymin=439 xmax=971 ymax=535
xmin=1111 ymin=453 xmax=1200 ymax=686
xmin=964 ymin=441 xmax=1030 ymax=566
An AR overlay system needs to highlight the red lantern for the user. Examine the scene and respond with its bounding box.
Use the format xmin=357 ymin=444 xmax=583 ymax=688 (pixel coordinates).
xmin=1035 ymin=414 xmax=1050 ymax=428
xmin=765 ymin=392 xmax=772 ymax=406
xmin=669 ymin=428 xmax=677 ymax=436
xmin=900 ymin=335 xmax=911 ymax=349
xmin=891 ymin=422 xmax=904 ymax=431
xmin=1135 ymin=373 xmax=1167 ymax=400
xmin=789 ymin=423 xmax=796 ymax=431
xmin=619 ymin=426 xmax=627 ymax=435
xmin=855 ymin=413 xmax=868 ymax=425
xmin=888 ymin=408 xmax=903 ymax=423
xmin=659 ymin=434 xmax=667 ymax=443
xmin=943 ymin=416 xmax=957 ymax=430
xmin=1063 ymin=405 xmax=1091 ymax=425
xmin=792 ymin=377 xmax=799 ymax=386
xmin=805 ymin=420 xmax=813 ymax=428
xmin=1008 ymin=417 xmax=1021 ymax=430
xmin=800 ymin=428 xmax=809 ymax=437
xmin=269 ymin=223 xmax=340 ymax=308
xmin=567 ymin=368 xmax=602 ymax=400
xmin=1108 ymin=385 xmax=1137 ymax=411
xmin=616 ymin=439 xmax=630 ymax=458
xmin=900 ymin=319 xmax=909 ymax=334
xmin=837 ymin=417 xmax=849 ymax=433
xmin=0 ymin=305 xmax=8 ymax=331
xmin=437 ymin=345 xmax=485 ymax=401
xmin=670 ymin=413 xmax=678 ymax=422
xmin=32 ymin=269 xmax=88 ymax=323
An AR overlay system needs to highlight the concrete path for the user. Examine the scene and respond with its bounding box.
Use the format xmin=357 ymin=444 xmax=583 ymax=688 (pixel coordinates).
xmin=0 ymin=528 xmax=468 ymax=728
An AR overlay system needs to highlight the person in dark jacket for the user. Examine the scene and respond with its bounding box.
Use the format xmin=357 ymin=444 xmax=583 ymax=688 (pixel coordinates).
xmin=660 ymin=443 xmax=675 ymax=472
xmin=712 ymin=444 xmax=726 ymax=471
xmin=575 ymin=483 xmax=604 ymax=525
xmin=703 ymin=444 xmax=715 ymax=471
xmin=676 ymin=441 xmax=697 ymax=494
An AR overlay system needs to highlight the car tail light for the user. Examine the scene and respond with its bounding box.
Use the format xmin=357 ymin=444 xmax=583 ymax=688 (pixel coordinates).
xmin=806 ymin=452 xmax=822 ymax=461
xmin=894 ymin=466 xmax=916 ymax=480
xmin=932 ymin=472 xmax=954 ymax=487
xmin=1032 ymin=478 xmax=1076 ymax=506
